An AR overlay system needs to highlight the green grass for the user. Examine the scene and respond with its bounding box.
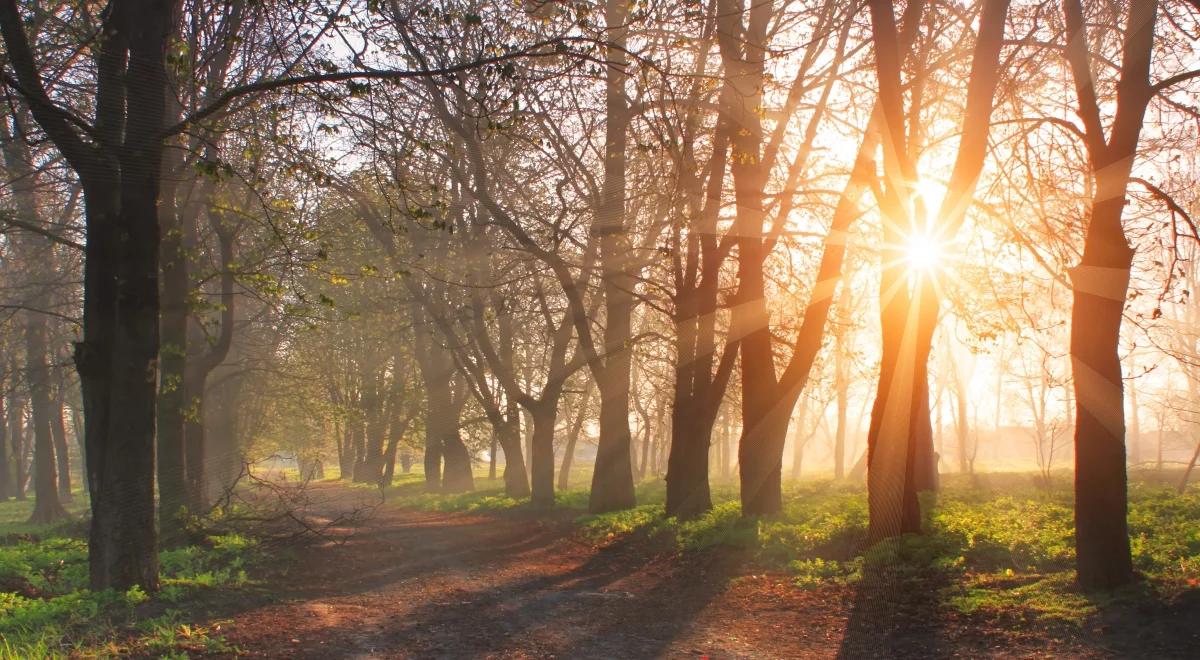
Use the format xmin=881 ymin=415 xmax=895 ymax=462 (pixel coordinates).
xmin=0 ymin=489 xmax=90 ymax=540
xmin=0 ymin=495 xmax=264 ymax=658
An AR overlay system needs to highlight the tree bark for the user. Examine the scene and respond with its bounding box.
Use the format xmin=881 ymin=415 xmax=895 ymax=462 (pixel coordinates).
xmin=662 ymin=162 xmax=722 ymax=515
xmin=338 ymin=421 xmax=355 ymax=480
xmin=0 ymin=0 xmax=172 ymax=591
xmin=529 ymin=401 xmax=559 ymax=506
xmin=355 ymin=381 xmax=387 ymax=483
xmin=1069 ymin=194 xmax=1136 ymax=589
xmin=588 ymin=0 xmax=637 ymax=514
xmin=52 ymin=368 xmax=72 ymax=501
xmin=27 ymin=312 xmax=67 ymax=523
xmin=8 ymin=386 xmax=27 ymax=500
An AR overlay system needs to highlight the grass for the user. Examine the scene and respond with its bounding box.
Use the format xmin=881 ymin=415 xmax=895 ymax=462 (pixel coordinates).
xmin=0 ymin=490 xmax=91 ymax=541
xmin=0 ymin=495 xmax=264 ymax=658
xmin=388 ymin=469 xmax=1200 ymax=626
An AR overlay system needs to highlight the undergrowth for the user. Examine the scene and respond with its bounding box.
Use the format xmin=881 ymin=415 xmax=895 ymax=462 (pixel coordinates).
xmin=0 ymin=518 xmax=261 ymax=658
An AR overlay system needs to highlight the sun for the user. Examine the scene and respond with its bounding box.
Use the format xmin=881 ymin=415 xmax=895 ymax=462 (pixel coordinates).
xmin=904 ymin=232 xmax=944 ymax=271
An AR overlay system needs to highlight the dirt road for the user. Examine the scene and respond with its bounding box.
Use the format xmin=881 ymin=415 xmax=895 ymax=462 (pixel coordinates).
xmin=216 ymin=484 xmax=1185 ymax=659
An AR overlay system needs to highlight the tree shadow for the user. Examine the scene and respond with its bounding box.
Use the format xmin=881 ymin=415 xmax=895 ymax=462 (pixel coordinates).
xmin=837 ymin=565 xmax=953 ymax=659
xmin=1075 ymin=579 xmax=1200 ymax=658
xmin=341 ymin=529 xmax=747 ymax=657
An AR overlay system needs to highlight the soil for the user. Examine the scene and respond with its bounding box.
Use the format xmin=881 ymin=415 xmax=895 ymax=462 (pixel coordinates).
xmin=208 ymin=483 xmax=1200 ymax=659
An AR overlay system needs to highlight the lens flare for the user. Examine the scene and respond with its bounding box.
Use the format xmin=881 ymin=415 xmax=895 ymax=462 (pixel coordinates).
xmin=905 ymin=232 xmax=943 ymax=271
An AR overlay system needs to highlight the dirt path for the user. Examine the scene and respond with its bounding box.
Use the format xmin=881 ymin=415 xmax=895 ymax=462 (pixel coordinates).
xmin=215 ymin=484 xmax=1187 ymax=659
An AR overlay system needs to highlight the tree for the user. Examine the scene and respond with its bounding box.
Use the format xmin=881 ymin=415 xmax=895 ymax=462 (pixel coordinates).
xmin=864 ymin=0 xmax=1009 ymax=541
xmin=1060 ymin=0 xmax=1156 ymax=590
xmin=0 ymin=0 xmax=173 ymax=589
xmin=0 ymin=109 xmax=68 ymax=523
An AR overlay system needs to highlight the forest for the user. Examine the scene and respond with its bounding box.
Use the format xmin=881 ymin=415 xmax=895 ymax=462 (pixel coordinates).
xmin=0 ymin=0 xmax=1199 ymax=657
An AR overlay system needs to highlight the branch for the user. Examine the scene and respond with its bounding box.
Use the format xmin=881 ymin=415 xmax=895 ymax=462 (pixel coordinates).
xmin=166 ymin=39 xmax=576 ymax=137
xmin=0 ymin=211 xmax=84 ymax=250
xmin=1062 ymin=0 xmax=1109 ymax=156
xmin=0 ymin=0 xmax=97 ymax=173
xmin=1152 ymin=68 xmax=1200 ymax=95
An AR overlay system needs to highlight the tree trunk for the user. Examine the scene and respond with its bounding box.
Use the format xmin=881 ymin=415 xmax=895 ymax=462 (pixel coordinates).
xmin=355 ymin=385 xmax=386 ymax=483
xmin=1069 ymin=196 xmax=1136 ymax=589
xmin=790 ymin=404 xmax=807 ymax=481
xmin=8 ymin=393 xmax=26 ymax=500
xmin=382 ymin=434 xmax=401 ymax=487
xmin=381 ymin=400 xmax=410 ymax=487
xmin=1 ymin=0 xmax=173 ymax=592
xmin=436 ymin=376 xmax=472 ymax=492
xmin=864 ymin=0 xmax=1007 ymax=541
xmin=1157 ymin=426 xmax=1164 ymax=474
xmin=27 ymin=311 xmax=68 ymax=524
xmin=51 ymin=376 xmax=72 ymax=501
xmin=488 ymin=435 xmax=497 ymax=480
xmin=1128 ymin=382 xmax=1140 ymax=466
xmin=183 ymin=398 xmax=207 ymax=511
xmin=588 ymin=0 xmax=636 ymax=514
xmin=558 ymin=386 xmax=590 ymax=491
xmin=956 ymin=357 xmax=971 ymax=473
xmin=719 ymin=416 xmax=730 ymax=480
xmin=204 ymin=368 xmax=244 ymax=502
xmin=660 ymin=108 xmax=731 ymax=508
xmin=1179 ymin=440 xmax=1200 ymax=494
xmin=156 ymin=140 xmax=191 ymax=543
xmin=1061 ymin=0 xmax=1156 ymax=590
xmin=72 ymin=407 xmax=86 ymax=495
xmin=338 ymin=422 xmax=354 ymax=479
xmin=833 ymin=327 xmax=849 ymax=480
xmin=498 ymin=412 xmax=530 ymax=498
xmin=529 ymin=402 xmax=558 ymax=507
xmin=421 ymin=385 xmax=445 ymax=491
xmin=441 ymin=428 xmax=474 ymax=493
xmin=352 ymin=418 xmax=367 ymax=480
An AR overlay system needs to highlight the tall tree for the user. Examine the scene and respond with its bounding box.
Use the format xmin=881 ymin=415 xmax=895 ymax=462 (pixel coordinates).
xmin=864 ymin=0 xmax=1009 ymax=540
xmin=1060 ymin=0 xmax=1158 ymax=589
xmin=0 ymin=0 xmax=173 ymax=588
xmin=587 ymin=0 xmax=638 ymax=513
xmin=1 ymin=110 xmax=67 ymax=523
